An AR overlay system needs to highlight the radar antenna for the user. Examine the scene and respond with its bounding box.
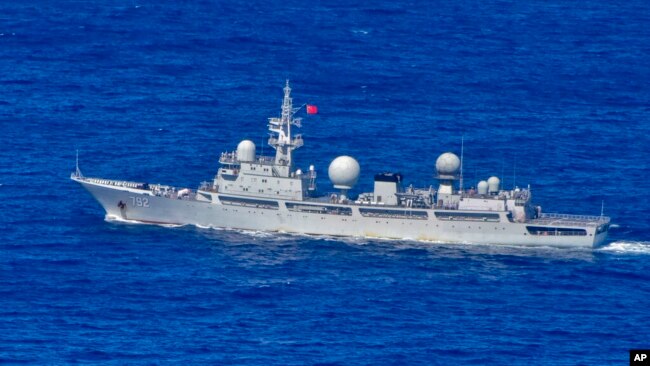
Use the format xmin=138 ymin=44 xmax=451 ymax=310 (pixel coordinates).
xmin=600 ymin=200 xmax=605 ymax=219
xmin=267 ymin=80 xmax=305 ymax=177
xmin=459 ymin=135 xmax=464 ymax=194
xmin=513 ymin=155 xmax=517 ymax=189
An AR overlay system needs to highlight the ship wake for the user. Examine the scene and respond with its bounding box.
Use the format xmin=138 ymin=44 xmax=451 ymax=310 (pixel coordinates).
xmin=597 ymin=241 xmax=650 ymax=255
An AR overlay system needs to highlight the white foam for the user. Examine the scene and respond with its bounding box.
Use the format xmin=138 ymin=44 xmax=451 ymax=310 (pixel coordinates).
xmin=105 ymin=215 xmax=142 ymax=224
xmin=238 ymin=229 xmax=275 ymax=238
xmin=597 ymin=241 xmax=650 ymax=255
xmin=104 ymin=215 xmax=184 ymax=228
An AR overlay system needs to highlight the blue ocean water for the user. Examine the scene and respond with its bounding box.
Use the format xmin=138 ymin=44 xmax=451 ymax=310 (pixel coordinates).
xmin=2 ymin=1 xmax=650 ymax=364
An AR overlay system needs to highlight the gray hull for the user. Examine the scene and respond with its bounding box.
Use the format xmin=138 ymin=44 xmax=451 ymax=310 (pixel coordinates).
xmin=77 ymin=178 xmax=608 ymax=248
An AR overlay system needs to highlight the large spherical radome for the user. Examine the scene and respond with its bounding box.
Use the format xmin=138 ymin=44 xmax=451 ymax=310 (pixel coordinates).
xmin=487 ymin=176 xmax=500 ymax=185
xmin=236 ymin=140 xmax=256 ymax=162
xmin=328 ymin=156 xmax=360 ymax=189
xmin=487 ymin=176 xmax=500 ymax=193
xmin=435 ymin=152 xmax=461 ymax=175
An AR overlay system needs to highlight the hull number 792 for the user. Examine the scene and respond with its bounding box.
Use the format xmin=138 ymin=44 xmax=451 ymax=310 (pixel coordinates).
xmin=130 ymin=196 xmax=150 ymax=208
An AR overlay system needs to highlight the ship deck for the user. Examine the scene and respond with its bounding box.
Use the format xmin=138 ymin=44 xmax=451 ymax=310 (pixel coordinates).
xmin=72 ymin=176 xmax=196 ymax=200
xmin=75 ymin=176 xmax=612 ymax=228
xmin=526 ymin=213 xmax=610 ymax=227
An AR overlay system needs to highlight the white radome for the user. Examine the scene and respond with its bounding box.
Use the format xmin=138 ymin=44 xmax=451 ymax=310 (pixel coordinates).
xmin=328 ymin=156 xmax=360 ymax=189
xmin=477 ymin=180 xmax=489 ymax=195
xmin=487 ymin=176 xmax=500 ymax=193
xmin=435 ymin=152 xmax=461 ymax=175
xmin=236 ymin=140 xmax=256 ymax=162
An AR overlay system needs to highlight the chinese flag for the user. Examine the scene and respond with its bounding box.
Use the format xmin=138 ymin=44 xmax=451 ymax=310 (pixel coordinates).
xmin=306 ymin=104 xmax=318 ymax=114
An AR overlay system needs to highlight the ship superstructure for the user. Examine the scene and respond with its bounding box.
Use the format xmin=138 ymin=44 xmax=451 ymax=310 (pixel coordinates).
xmin=72 ymin=82 xmax=610 ymax=247
xmin=209 ymin=81 xmax=315 ymax=202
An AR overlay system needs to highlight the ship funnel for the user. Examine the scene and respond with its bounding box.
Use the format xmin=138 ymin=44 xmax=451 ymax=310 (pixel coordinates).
xmin=477 ymin=180 xmax=488 ymax=195
xmin=487 ymin=176 xmax=500 ymax=194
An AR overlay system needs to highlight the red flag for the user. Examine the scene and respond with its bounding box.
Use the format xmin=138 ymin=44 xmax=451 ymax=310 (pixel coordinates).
xmin=306 ymin=104 xmax=318 ymax=114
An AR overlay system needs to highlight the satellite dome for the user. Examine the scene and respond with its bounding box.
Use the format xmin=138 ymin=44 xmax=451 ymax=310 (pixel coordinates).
xmin=477 ymin=180 xmax=489 ymax=195
xmin=487 ymin=176 xmax=500 ymax=193
xmin=435 ymin=152 xmax=461 ymax=176
xmin=328 ymin=156 xmax=360 ymax=189
xmin=236 ymin=140 xmax=256 ymax=162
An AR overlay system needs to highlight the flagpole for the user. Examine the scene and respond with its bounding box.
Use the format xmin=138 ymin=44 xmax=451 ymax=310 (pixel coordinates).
xmin=295 ymin=103 xmax=306 ymax=113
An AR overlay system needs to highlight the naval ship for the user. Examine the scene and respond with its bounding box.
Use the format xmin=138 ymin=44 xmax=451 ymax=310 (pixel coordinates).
xmin=72 ymin=82 xmax=610 ymax=247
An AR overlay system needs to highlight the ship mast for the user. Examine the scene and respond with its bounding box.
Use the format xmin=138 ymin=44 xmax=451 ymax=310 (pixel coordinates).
xmin=267 ymin=80 xmax=303 ymax=177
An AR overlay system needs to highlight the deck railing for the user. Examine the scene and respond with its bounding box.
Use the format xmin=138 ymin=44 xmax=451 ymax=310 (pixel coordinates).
xmin=219 ymin=154 xmax=277 ymax=165
xmin=531 ymin=213 xmax=611 ymax=226
xmin=539 ymin=213 xmax=609 ymax=222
